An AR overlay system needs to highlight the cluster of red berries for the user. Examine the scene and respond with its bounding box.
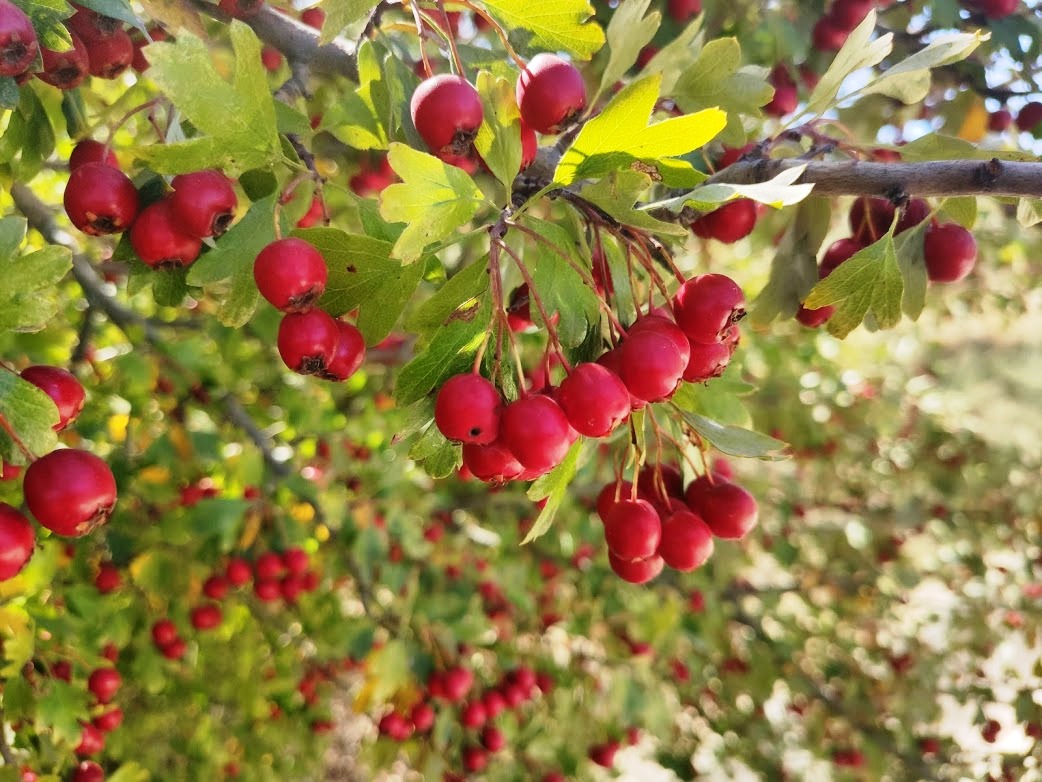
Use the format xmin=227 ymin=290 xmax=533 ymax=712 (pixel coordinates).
xmin=436 ymin=273 xmax=744 ymax=490
xmin=0 ymin=366 xmax=116 ymax=580
xmin=596 ymin=457 xmax=758 ymax=584
xmin=63 ymin=140 xmax=238 ymax=269
xmin=796 ymin=196 xmax=978 ymax=329
xmin=409 ymin=51 xmax=585 ymax=172
xmin=812 ymin=1 xmax=896 ymax=51
xmin=963 ymin=0 xmax=1020 ymax=19
xmin=252 ymin=237 xmax=367 ymax=381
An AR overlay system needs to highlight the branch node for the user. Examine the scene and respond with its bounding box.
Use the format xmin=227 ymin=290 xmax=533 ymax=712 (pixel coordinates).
xmin=975 ymin=157 xmax=1003 ymax=189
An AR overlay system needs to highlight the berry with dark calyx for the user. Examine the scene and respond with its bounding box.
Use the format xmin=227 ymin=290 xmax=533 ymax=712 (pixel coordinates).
xmin=435 ymin=374 xmax=503 ymax=445
xmin=989 ymin=108 xmax=1013 ymax=132
xmin=690 ymin=199 xmax=757 ymax=244
xmin=277 ymin=309 xmax=340 ymax=375
xmin=463 ymin=441 xmax=524 ymax=484
xmin=20 ymin=365 xmax=86 ymax=431
xmin=70 ymin=139 xmax=119 ymax=171
xmin=253 ymin=238 xmax=328 ymax=313
xmin=556 ymin=363 xmax=630 ymax=437
xmin=686 ymin=479 xmax=759 ymax=539
xmin=87 ymin=668 xmax=121 ymax=704
xmin=0 ymin=503 xmax=34 ymax=581
xmin=667 ymin=0 xmax=701 ymax=23
xmin=604 ymin=499 xmax=661 ymax=561
xmin=500 ymin=395 xmax=574 ymax=474
xmin=38 ymin=33 xmax=89 ymax=89
xmin=923 ymin=222 xmax=977 ymax=283
xmin=1017 ymin=101 xmax=1042 ymax=133
xmin=218 ymin=0 xmax=263 ymax=19
xmin=130 ymin=199 xmax=203 ymax=269
xmin=410 ymin=74 xmax=484 ymax=155
xmin=658 ymin=510 xmax=714 ymax=571
xmin=86 ymin=27 xmax=133 ymax=79
xmin=684 ymin=328 xmax=737 ymax=382
xmin=618 ymin=330 xmax=685 ymax=402
xmin=322 ymin=320 xmax=366 ymax=382
xmin=673 ymin=273 xmax=746 ymax=345
xmin=516 ymin=53 xmax=587 ymax=134
xmin=190 ymin=603 xmax=222 ymax=630
xmin=170 ymin=170 xmax=238 ymax=238
xmin=68 ymin=7 xmax=120 ymax=41
xmin=73 ymin=761 xmax=105 ymax=782
xmin=0 ymin=0 xmax=38 ymax=77
xmin=64 ymin=162 xmax=140 ymax=236
xmin=23 ymin=449 xmax=117 ymax=537
xmin=849 ymin=196 xmax=896 ymax=243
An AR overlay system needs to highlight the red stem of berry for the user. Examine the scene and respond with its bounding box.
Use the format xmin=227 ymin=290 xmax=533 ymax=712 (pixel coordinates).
xmin=497 ymin=240 xmax=571 ymax=373
xmin=0 ymin=412 xmax=36 ymax=463
xmin=455 ymin=0 xmax=526 ymax=70
xmin=407 ymin=0 xmax=434 ymax=78
xmin=433 ymin=0 xmax=467 ymax=77
xmin=104 ymin=98 xmax=164 ymax=158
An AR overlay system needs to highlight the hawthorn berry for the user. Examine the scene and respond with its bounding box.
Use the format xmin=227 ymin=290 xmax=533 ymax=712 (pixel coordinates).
xmin=160 ymin=637 xmax=187 ymax=659
xmin=72 ymin=761 xmax=105 ymax=782
xmin=86 ymin=27 xmax=133 ymax=79
xmin=92 ymin=707 xmax=123 ymax=732
xmin=38 ymin=33 xmax=89 ymax=89
xmin=94 ymin=563 xmax=121 ymax=593
xmin=75 ymin=722 xmax=105 ymax=755
xmin=516 ymin=53 xmax=587 ymax=134
xmin=637 ymin=463 xmax=684 ymax=501
xmin=64 ymin=162 xmax=140 ymax=236
xmin=0 ymin=0 xmax=38 ymax=77
xmin=989 ymin=108 xmax=1013 ymax=132
xmin=690 ymin=199 xmax=757 ymax=244
xmin=23 ymin=449 xmax=117 ymax=537
xmin=261 ymin=45 xmax=282 ymax=71
xmin=254 ymin=552 xmax=284 ymax=580
xmin=628 ymin=315 xmax=691 ymax=368
xmin=462 ymin=746 xmax=489 ymax=773
xmin=556 ymin=363 xmax=630 ymax=437
xmin=253 ymin=237 xmax=328 ymax=313
xmin=604 ymin=499 xmax=661 ymax=561
xmin=595 ymin=481 xmax=631 ymax=523
xmin=1017 ymin=101 xmax=1042 ymax=133
xmin=462 ymin=441 xmax=524 ymax=484
xmin=589 ymin=741 xmax=620 ymax=767
xmin=70 ymin=139 xmax=119 ymax=171
xmin=67 ymin=7 xmax=120 ymax=40
xmin=435 ymin=374 xmax=502 ymax=445
xmin=253 ymin=578 xmax=281 ymax=601
xmin=684 ymin=328 xmax=737 ymax=382
xmin=282 ymin=547 xmax=309 ymax=574
xmin=130 ymin=199 xmax=203 ymax=268
xmin=520 ymin=119 xmax=538 ymax=170
xmin=152 ymin=619 xmax=178 ymax=647
xmin=226 ymin=557 xmax=252 ymax=585
xmin=300 ymin=6 xmax=325 ymax=28
xmin=667 ymin=0 xmax=701 ymax=23
xmin=811 ymin=15 xmax=848 ymax=51
xmin=218 ymin=0 xmax=263 ymax=19
xmin=441 ymin=666 xmax=474 ymax=702
xmin=618 ymin=330 xmax=685 ymax=402
xmin=797 ymin=238 xmax=865 ymax=328
xmin=190 ymin=603 xmax=222 ymax=630
xmin=481 ymin=725 xmax=506 ymax=752
xmin=831 ymin=0 xmax=874 ymax=29
xmin=170 ymin=169 xmax=238 ymax=238
xmin=410 ymin=74 xmax=483 ymax=155
xmin=460 ymin=700 xmax=487 ymax=728
xmin=20 ymin=365 xmax=86 ymax=431
xmin=658 ymin=510 xmax=715 ymax=571
xmin=923 ymin=222 xmax=977 ymax=283
xmin=322 ymin=320 xmax=366 ymax=381
xmin=499 ymin=395 xmax=573 ymax=474
xmin=277 ymin=309 xmax=340 ymax=375
xmin=673 ymin=273 xmax=746 ymax=345
xmin=849 ymin=196 xmax=895 ymax=243
xmin=410 ymin=702 xmax=435 ymax=732
xmin=0 ymin=503 xmax=34 ymax=581
xmin=87 ymin=667 xmax=122 ymax=704
xmin=686 ymin=479 xmax=759 ymax=539
xmin=203 ymin=574 xmax=229 ymax=599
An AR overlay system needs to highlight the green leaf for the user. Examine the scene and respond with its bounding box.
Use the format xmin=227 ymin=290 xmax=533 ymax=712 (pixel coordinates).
xmin=395 ymin=298 xmax=490 ymax=406
xmin=1017 ymin=198 xmax=1042 ymax=228
xmin=0 ymin=77 xmax=19 ymax=110
xmin=473 ymin=72 xmax=523 ymax=193
xmin=0 ymin=242 xmax=73 ymax=334
xmin=640 ymin=15 xmax=704 ymax=95
xmin=940 ymin=196 xmax=977 ymax=229
xmin=137 ymin=22 xmax=280 ymax=174
xmin=523 ymin=439 xmax=582 ymax=544
xmin=405 ymin=259 xmax=490 ymax=335
xmin=674 ymin=409 xmax=788 ymax=460
xmin=0 ymin=86 xmax=56 ymax=181
xmin=76 ymin=0 xmax=142 ymax=29
xmin=410 ymin=423 xmax=462 ymax=478
xmin=293 ymin=227 xmax=424 ymax=344
xmin=555 ymin=75 xmax=724 ymax=186
xmin=10 ymin=0 xmax=72 ymax=51
xmin=36 ymin=680 xmax=91 ymax=746
xmin=748 ymin=197 xmax=831 ymax=326
xmin=319 ymin=0 xmax=376 ymax=44
xmin=858 ymin=31 xmax=987 ymax=105
xmin=321 ymin=40 xmax=392 ymax=150
xmin=366 ymin=639 xmax=412 ymax=702
xmin=894 ymin=219 xmax=929 ymax=321
xmin=672 ymin=38 xmax=772 ymax=146
xmin=187 ymin=195 xmax=277 ymax=327
xmin=379 ymin=143 xmax=485 ymax=263
xmin=595 ymin=0 xmax=660 ymax=104
xmin=803 ymin=12 xmax=892 ymax=118
xmin=580 ymin=170 xmax=687 ymax=237
xmin=650 ymin=163 xmax=814 ymax=213
xmin=804 ymin=236 xmax=904 ymax=339
xmin=481 ymin=0 xmax=604 ymax=60
xmin=106 ymin=763 xmax=151 ymax=782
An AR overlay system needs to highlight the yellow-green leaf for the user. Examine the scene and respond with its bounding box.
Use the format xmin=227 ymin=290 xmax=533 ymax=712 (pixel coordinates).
xmin=473 ymin=72 xmax=523 ymax=193
xmin=595 ymin=0 xmax=660 ymax=104
xmin=481 ymin=0 xmax=604 ymax=60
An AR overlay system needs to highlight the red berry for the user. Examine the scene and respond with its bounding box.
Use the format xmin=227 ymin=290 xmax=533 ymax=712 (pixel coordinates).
xmin=462 ymin=441 xmax=523 ymax=483
xmin=819 ymin=237 xmax=866 ymax=277
xmin=690 ymin=199 xmax=757 ymax=243
xmin=435 ymin=374 xmax=502 ymax=445
xmin=923 ymin=222 xmax=977 ymax=283
xmin=72 ymin=761 xmax=105 ymax=782
xmin=253 ymin=238 xmax=328 ymax=313
xmin=765 ymin=71 xmax=798 ymax=117
xmin=94 ymin=563 xmax=121 ymax=593
xmin=975 ymin=0 xmax=1018 ymax=19
xmin=86 ymin=27 xmax=133 ymax=79
xmin=190 ymin=603 xmax=222 ymax=630
xmin=673 ymin=274 xmax=746 ymax=345
xmin=683 ymin=329 xmax=737 ymax=382
xmin=68 ymin=7 xmax=120 ymax=41
xmin=87 ymin=667 xmax=121 ymax=704
xmin=596 ymin=481 xmax=631 ymax=523
xmin=499 ymin=395 xmax=573 ymax=474
xmin=556 ymin=363 xmax=630 ymax=437
xmin=896 ymin=198 xmax=930 ymax=234
xmin=75 ymin=722 xmax=105 ymax=755
xmin=277 ymin=309 xmax=340 ymax=375
xmin=637 ymin=463 xmax=684 ymax=501
xmin=38 ymin=32 xmax=89 ymax=89
xmin=20 ymin=365 xmax=85 ymax=431
xmin=410 ymin=702 xmax=435 ymax=732
xmin=589 ymin=741 xmax=620 ymax=767
xmin=658 ymin=510 xmax=714 ymax=571
xmin=282 ymin=547 xmax=309 ymax=574
xmin=226 ymin=557 xmax=252 ymax=586
xmin=152 ymin=619 xmax=178 ymax=647
xmin=1018 ymin=101 xmax=1042 ymax=132
xmin=517 ymin=53 xmax=586 ymax=134
xmin=628 ymin=315 xmax=691 ymax=368
xmin=481 ymin=725 xmax=506 ymax=752
xmin=0 ymin=461 xmax=21 ymax=481
xmin=460 ymin=700 xmax=487 ymax=728
xmin=604 ymin=499 xmax=661 ymax=561
xmin=260 ymin=45 xmax=282 ymax=71
xmin=667 ymin=0 xmax=701 ymax=23
xmin=520 ymin=119 xmax=538 ymax=170
xmin=618 ymin=331 xmax=685 ymax=402
xmin=812 ymin=16 xmax=848 ymax=51
xmin=378 ymin=710 xmax=413 ymax=740
xmin=23 ymin=449 xmax=117 ymax=537
xmin=0 ymin=0 xmax=38 ymax=77
xmin=830 ymin=0 xmax=873 ymax=30
xmin=300 ymin=6 xmax=325 ymax=28
xmin=92 ymin=707 xmax=123 ymax=733
xmin=64 ymin=162 xmax=139 ymax=236
xmin=218 ymin=0 xmax=263 ymax=19
xmin=686 ymin=480 xmax=758 ymax=539
xmin=849 ymin=196 xmax=896 ymax=243
xmin=989 ymin=108 xmax=1013 ymax=132
xmin=410 ymin=75 xmax=483 ymax=155
xmin=442 ymin=666 xmax=473 ymax=702
xmin=254 ymin=551 xmax=284 ymax=580
xmin=130 ymin=199 xmax=203 ymax=268
xmin=0 ymin=503 xmax=34 ymax=581
xmin=462 ymin=746 xmax=489 ymax=773
xmin=170 ymin=170 xmax=238 ymax=238
xmin=203 ymin=574 xmax=229 ymax=599
xmin=70 ymin=140 xmax=119 ymax=172
xmin=160 ymin=637 xmax=187 ymax=659
xmin=323 ymin=320 xmax=366 ymax=381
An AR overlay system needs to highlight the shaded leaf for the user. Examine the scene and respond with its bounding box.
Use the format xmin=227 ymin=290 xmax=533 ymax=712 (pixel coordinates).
xmin=674 ymin=409 xmax=788 ymax=460
xmin=804 ymin=12 xmax=892 ymax=118
xmin=523 ymin=440 xmax=583 ymax=544
xmin=474 ymin=72 xmax=523 ymax=192
xmin=595 ymin=0 xmax=660 ymax=104
xmin=581 ymin=170 xmax=687 ymax=237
